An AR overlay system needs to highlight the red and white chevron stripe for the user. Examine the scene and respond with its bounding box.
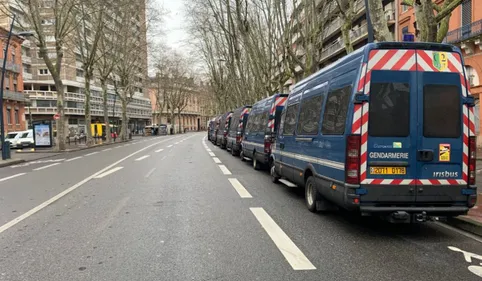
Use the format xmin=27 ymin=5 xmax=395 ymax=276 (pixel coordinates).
xmin=268 ymin=96 xmax=288 ymax=129
xmin=358 ymin=49 xmax=471 ymax=186
xmin=238 ymin=107 xmax=250 ymax=129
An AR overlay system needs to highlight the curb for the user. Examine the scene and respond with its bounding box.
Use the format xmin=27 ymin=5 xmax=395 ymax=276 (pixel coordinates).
xmin=14 ymin=138 xmax=136 ymax=154
xmin=0 ymin=159 xmax=25 ymax=168
xmin=445 ymin=216 xmax=482 ymax=237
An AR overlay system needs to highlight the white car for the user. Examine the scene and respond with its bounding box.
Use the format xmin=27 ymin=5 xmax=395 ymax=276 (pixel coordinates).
xmin=5 ymin=131 xmax=23 ymax=148
xmin=18 ymin=130 xmax=34 ymax=148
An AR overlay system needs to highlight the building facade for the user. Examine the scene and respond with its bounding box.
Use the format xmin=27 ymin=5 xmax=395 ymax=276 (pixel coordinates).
xmin=399 ymin=0 xmax=482 ymax=143
xmin=0 ymin=27 xmax=26 ymax=133
xmin=1 ymin=0 xmax=151 ymax=137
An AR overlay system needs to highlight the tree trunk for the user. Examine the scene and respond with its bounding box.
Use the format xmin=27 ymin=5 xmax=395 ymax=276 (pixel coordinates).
xmin=101 ymin=80 xmax=111 ymax=143
xmin=341 ymin=21 xmax=354 ymax=54
xmin=120 ymin=98 xmax=128 ymax=141
xmin=84 ymin=74 xmax=93 ymax=146
xmin=368 ymin=0 xmax=394 ymax=42
xmin=178 ymin=111 xmax=182 ymax=133
xmin=54 ymin=80 xmax=66 ymax=151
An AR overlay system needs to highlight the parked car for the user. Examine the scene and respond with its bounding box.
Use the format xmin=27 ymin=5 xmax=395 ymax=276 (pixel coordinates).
xmin=226 ymin=105 xmax=251 ymax=156
xmin=242 ymin=93 xmax=288 ymax=169
xmin=5 ymin=131 xmax=24 ymax=148
xmin=18 ymin=130 xmax=34 ymax=148
xmin=216 ymin=111 xmax=233 ymax=149
xmin=271 ymin=41 xmax=476 ymax=222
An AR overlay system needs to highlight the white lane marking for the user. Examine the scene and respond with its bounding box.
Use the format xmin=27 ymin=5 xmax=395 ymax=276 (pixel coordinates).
xmin=0 ymin=173 xmax=26 ymax=182
xmin=155 ymin=149 xmax=164 ymax=153
xmin=175 ymin=142 xmax=179 ymax=144
xmin=145 ymin=168 xmax=156 ymax=178
xmin=228 ymin=178 xmax=252 ymax=198
xmin=250 ymin=208 xmax=316 ymax=270
xmin=434 ymin=221 xmax=482 ymax=244
xmin=33 ymin=163 xmax=61 ymax=171
xmin=161 ymin=156 xmax=167 ymax=160
xmin=213 ymin=157 xmax=222 ymax=164
xmin=135 ymin=155 xmax=150 ymax=161
xmin=85 ymin=151 xmax=99 ymax=156
xmin=66 ymin=156 xmax=82 ymax=162
xmin=218 ymin=165 xmax=232 ymax=175
xmin=94 ymin=167 xmax=124 ymax=179
xmin=102 ymin=148 xmax=112 ymax=151
xmin=114 ymin=146 xmax=121 ymax=149
xmin=167 ymin=145 xmax=173 ymax=148
xmin=0 ymin=135 xmax=184 ymax=235
xmin=206 ymin=149 xmax=212 ymax=152
xmin=208 ymin=152 xmax=216 ymax=157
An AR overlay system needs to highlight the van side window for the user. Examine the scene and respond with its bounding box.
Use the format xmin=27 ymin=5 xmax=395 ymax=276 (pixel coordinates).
xmin=322 ymin=86 xmax=351 ymax=135
xmin=297 ymin=95 xmax=324 ymax=135
xmin=423 ymin=84 xmax=461 ymax=138
xmin=283 ymin=104 xmax=299 ymax=135
xmin=278 ymin=109 xmax=286 ymax=135
xmin=368 ymin=82 xmax=410 ymax=137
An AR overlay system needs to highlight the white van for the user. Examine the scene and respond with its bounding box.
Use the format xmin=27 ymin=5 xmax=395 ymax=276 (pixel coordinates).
xmin=18 ymin=130 xmax=34 ymax=148
xmin=5 ymin=131 xmax=23 ymax=148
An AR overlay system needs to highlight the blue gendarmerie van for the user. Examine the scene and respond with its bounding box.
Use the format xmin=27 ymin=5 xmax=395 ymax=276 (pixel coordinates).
xmin=226 ymin=105 xmax=251 ymax=156
xmin=211 ymin=115 xmax=222 ymax=145
xmin=216 ymin=111 xmax=233 ymax=149
xmin=271 ymin=42 xmax=477 ymax=222
xmin=242 ymin=93 xmax=288 ymax=169
xmin=208 ymin=118 xmax=215 ymax=141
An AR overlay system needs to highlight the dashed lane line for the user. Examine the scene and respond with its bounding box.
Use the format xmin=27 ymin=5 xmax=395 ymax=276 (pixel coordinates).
xmin=0 ymin=173 xmax=26 ymax=182
xmin=135 ymin=155 xmax=150 ymax=161
xmin=66 ymin=156 xmax=82 ymax=162
xmin=85 ymin=151 xmax=99 ymax=156
xmin=155 ymin=149 xmax=164 ymax=153
xmin=145 ymin=168 xmax=156 ymax=178
xmin=208 ymin=152 xmax=216 ymax=157
xmin=33 ymin=163 xmax=61 ymax=171
xmin=213 ymin=157 xmax=222 ymax=164
xmin=94 ymin=167 xmax=124 ymax=179
xmin=228 ymin=178 xmax=252 ymax=198
xmin=167 ymin=145 xmax=173 ymax=148
xmin=250 ymin=207 xmax=316 ymax=271
xmin=218 ymin=165 xmax=232 ymax=175
xmin=102 ymin=148 xmax=112 ymax=151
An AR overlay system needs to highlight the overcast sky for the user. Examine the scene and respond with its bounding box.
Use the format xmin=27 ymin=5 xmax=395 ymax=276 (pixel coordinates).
xmin=156 ymin=0 xmax=189 ymax=52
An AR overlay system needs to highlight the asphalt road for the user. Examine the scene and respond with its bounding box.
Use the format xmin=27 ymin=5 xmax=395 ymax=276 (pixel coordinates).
xmin=0 ymin=132 xmax=481 ymax=280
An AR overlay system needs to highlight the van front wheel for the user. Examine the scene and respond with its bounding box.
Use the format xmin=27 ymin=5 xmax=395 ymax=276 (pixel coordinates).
xmin=270 ymin=161 xmax=280 ymax=183
xmin=305 ymin=176 xmax=319 ymax=213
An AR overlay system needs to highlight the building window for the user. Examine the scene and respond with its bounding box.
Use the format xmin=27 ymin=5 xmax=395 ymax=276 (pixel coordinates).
xmin=6 ymin=109 xmax=11 ymax=124
xmin=76 ymin=69 xmax=84 ymax=77
xmin=402 ymin=26 xmax=409 ymax=34
xmin=14 ymin=109 xmax=19 ymax=124
xmin=13 ymin=83 xmax=17 ymax=92
xmin=462 ymin=0 xmax=472 ymax=27
xmin=39 ymin=69 xmax=49 ymax=75
xmin=36 ymin=100 xmax=54 ymax=107
xmin=401 ymin=4 xmax=408 ymax=12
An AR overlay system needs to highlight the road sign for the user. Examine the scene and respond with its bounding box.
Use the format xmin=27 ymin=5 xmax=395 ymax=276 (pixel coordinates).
xmin=53 ymin=113 xmax=60 ymax=120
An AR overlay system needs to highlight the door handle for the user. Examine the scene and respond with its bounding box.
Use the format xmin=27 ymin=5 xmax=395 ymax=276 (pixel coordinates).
xmin=417 ymin=150 xmax=434 ymax=162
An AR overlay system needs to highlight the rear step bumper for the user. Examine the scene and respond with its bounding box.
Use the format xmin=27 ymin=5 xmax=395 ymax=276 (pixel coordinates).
xmin=359 ymin=206 xmax=469 ymax=215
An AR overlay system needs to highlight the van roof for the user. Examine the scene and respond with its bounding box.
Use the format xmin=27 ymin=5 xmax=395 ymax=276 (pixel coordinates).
xmin=291 ymin=42 xmax=462 ymax=93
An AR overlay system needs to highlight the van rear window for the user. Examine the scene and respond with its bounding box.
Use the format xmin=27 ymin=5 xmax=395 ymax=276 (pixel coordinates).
xmin=423 ymin=84 xmax=461 ymax=138
xmin=368 ymin=82 xmax=410 ymax=137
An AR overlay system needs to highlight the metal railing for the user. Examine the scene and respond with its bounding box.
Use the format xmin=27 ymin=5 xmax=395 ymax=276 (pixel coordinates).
xmin=320 ymin=23 xmax=368 ymax=61
xmin=446 ymin=19 xmax=482 ymax=44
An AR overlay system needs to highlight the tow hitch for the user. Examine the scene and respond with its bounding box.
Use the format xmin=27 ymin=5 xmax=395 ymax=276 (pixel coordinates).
xmin=413 ymin=211 xmax=427 ymax=222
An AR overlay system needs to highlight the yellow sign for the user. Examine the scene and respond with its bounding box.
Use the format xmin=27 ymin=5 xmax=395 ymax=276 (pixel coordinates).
xmin=432 ymin=52 xmax=449 ymax=71
xmin=439 ymin=144 xmax=451 ymax=162
xmin=370 ymin=167 xmax=406 ymax=175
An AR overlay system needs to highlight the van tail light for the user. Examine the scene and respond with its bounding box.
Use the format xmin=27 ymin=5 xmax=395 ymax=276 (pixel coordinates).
xmin=264 ymin=135 xmax=273 ymax=154
xmin=346 ymin=135 xmax=361 ymax=184
xmin=469 ymin=136 xmax=476 ymax=185
xmin=223 ymin=130 xmax=228 ymax=137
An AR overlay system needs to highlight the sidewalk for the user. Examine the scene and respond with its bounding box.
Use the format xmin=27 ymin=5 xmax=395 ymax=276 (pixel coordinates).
xmin=0 ymin=136 xmax=146 ymax=168
xmin=446 ymin=194 xmax=482 ymax=236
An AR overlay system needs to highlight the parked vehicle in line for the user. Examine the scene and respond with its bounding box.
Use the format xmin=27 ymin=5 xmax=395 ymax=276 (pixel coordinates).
xmin=242 ymin=93 xmax=288 ymax=169
xmin=226 ymin=106 xmax=251 ymax=156
xmin=211 ymin=115 xmax=222 ymax=144
xmin=18 ymin=130 xmax=34 ymax=147
xmin=216 ymin=111 xmax=233 ymax=149
xmin=208 ymin=119 xmax=216 ymax=141
xmin=271 ymin=42 xmax=477 ymax=223
xmin=5 ymin=131 xmax=24 ymax=148
xmin=159 ymin=124 xmax=168 ymax=135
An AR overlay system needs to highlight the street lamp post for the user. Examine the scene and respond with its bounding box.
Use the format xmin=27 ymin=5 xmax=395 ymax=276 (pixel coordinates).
xmin=0 ymin=14 xmax=34 ymax=159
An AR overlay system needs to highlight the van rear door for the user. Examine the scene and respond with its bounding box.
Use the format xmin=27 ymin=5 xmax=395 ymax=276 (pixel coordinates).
xmin=415 ymin=50 xmax=469 ymax=203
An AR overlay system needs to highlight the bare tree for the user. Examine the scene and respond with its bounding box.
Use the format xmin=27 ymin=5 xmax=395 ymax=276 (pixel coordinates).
xmin=401 ymin=0 xmax=463 ymax=42
xmin=1 ymin=0 xmax=79 ymax=150
xmin=367 ymin=0 xmax=394 ymax=42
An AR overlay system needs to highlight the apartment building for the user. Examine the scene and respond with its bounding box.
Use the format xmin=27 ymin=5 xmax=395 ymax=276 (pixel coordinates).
xmin=0 ymin=26 xmax=26 ymax=132
xmin=149 ymin=78 xmax=208 ymax=132
xmin=272 ymin=0 xmax=397 ymax=91
xmin=399 ymin=0 xmax=482 ymax=143
xmin=1 ymin=0 xmax=151 ymax=137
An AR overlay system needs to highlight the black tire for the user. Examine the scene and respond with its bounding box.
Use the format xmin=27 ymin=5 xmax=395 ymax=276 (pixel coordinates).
xmin=231 ymin=146 xmax=237 ymax=156
xmin=305 ymin=176 xmax=319 ymax=213
xmin=253 ymin=153 xmax=261 ymax=170
xmin=240 ymin=150 xmax=246 ymax=161
xmin=270 ymin=160 xmax=280 ymax=183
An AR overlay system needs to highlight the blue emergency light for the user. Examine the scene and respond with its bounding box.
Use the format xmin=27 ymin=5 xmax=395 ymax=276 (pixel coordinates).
xmin=403 ymin=33 xmax=415 ymax=42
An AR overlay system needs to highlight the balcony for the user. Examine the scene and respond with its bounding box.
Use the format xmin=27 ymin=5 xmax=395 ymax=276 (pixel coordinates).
xmin=446 ymin=19 xmax=482 ymax=44
xmin=322 ymin=17 xmax=342 ymax=40
xmin=4 ymin=90 xmax=26 ymax=102
xmin=0 ymin=59 xmax=21 ymax=73
xmin=320 ymin=23 xmax=368 ymax=62
xmin=23 ymin=56 xmax=31 ymax=64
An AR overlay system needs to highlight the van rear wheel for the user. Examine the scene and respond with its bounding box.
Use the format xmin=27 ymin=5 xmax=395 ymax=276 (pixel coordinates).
xmin=253 ymin=155 xmax=261 ymax=170
xmin=240 ymin=150 xmax=246 ymax=161
xmin=305 ymin=176 xmax=319 ymax=212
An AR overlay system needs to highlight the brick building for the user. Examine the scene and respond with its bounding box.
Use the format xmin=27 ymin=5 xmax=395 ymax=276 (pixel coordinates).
xmin=0 ymin=27 xmax=26 ymax=133
xmin=398 ymin=0 xmax=482 ymax=143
